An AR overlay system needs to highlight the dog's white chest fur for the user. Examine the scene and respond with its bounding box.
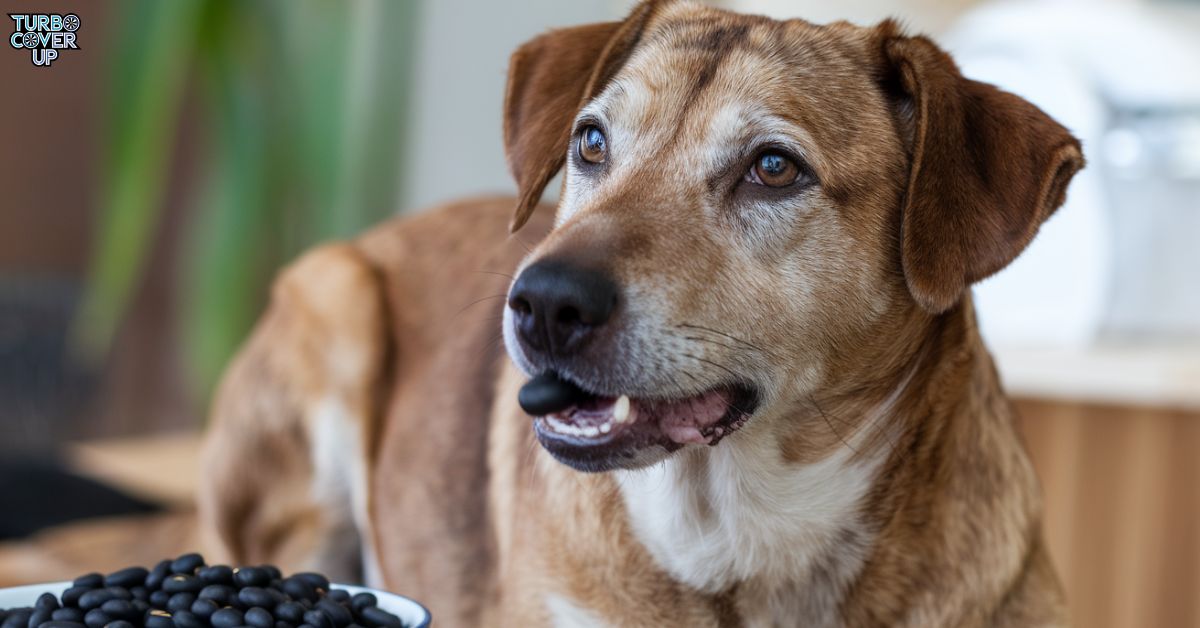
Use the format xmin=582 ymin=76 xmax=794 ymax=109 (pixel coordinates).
xmin=615 ymin=434 xmax=882 ymax=627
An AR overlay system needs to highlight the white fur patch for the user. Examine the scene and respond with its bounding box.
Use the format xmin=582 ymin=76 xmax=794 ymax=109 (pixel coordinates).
xmin=615 ymin=425 xmax=885 ymax=626
xmin=310 ymin=396 xmax=374 ymax=583
xmin=544 ymin=594 xmax=611 ymax=628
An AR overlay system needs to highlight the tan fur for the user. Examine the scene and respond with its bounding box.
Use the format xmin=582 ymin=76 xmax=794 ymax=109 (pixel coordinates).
xmin=199 ymin=2 xmax=1080 ymax=626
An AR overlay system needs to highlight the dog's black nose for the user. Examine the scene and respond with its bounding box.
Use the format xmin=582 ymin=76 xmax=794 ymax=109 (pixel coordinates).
xmin=508 ymin=259 xmax=618 ymax=355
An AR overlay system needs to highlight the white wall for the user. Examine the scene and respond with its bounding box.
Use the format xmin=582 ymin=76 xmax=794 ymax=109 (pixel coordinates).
xmin=399 ymin=0 xmax=629 ymax=212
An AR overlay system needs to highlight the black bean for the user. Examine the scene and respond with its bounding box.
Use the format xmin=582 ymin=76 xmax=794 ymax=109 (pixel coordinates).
xmin=51 ymin=609 xmax=84 ymax=623
xmin=149 ymin=590 xmax=170 ymax=609
xmin=198 ymin=566 xmax=234 ymax=586
xmin=324 ymin=591 xmax=349 ymax=605
xmin=103 ymin=621 xmax=134 ymax=628
xmin=277 ymin=579 xmax=311 ymax=603
xmin=61 ymin=588 xmax=89 ymax=607
xmin=145 ymin=610 xmax=174 ymax=628
xmin=131 ymin=601 xmax=149 ymax=615
xmin=197 ymin=585 xmax=234 ymax=605
xmin=41 ymin=623 xmax=86 ymax=628
xmin=357 ymin=607 xmax=401 ymax=628
xmin=82 ymin=609 xmax=109 ymax=628
xmin=315 ymin=601 xmax=351 ymax=628
xmin=72 ymin=574 xmax=103 ymax=589
xmin=98 ymin=600 xmax=136 ymax=622
xmin=302 ymin=611 xmax=331 ymax=628
xmin=106 ymin=589 xmax=130 ymax=602
xmin=166 ymin=593 xmax=196 ymax=614
xmin=60 ymin=588 xmax=88 ymax=609
xmin=162 ymin=576 xmax=203 ymax=595
xmin=145 ymin=560 xmax=172 ymax=591
xmin=232 ymin=568 xmax=269 ymax=589
xmin=291 ymin=574 xmax=329 ymax=593
xmin=169 ymin=554 xmax=205 ymax=575
xmin=296 ymin=625 xmax=315 ymax=628
xmin=101 ymin=567 xmax=145 ymax=590
xmin=127 ymin=587 xmax=148 ymax=602
xmin=77 ymin=590 xmax=116 ymax=612
xmin=210 ymin=608 xmax=244 ymax=628
xmin=236 ymin=588 xmax=269 ymax=609
xmin=27 ymin=608 xmax=50 ymax=628
xmin=348 ymin=594 xmax=375 ymax=615
xmin=2 ymin=610 xmax=32 ymax=628
xmin=274 ymin=623 xmax=293 ymax=628
xmin=273 ymin=602 xmax=304 ymax=625
xmin=188 ymin=599 xmax=217 ymax=620
xmin=34 ymin=593 xmax=60 ymax=613
xmin=244 ymin=608 xmax=273 ymax=628
xmin=172 ymin=610 xmax=203 ymax=628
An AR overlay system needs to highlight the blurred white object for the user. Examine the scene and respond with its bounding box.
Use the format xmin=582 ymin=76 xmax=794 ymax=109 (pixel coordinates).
xmin=945 ymin=1 xmax=1200 ymax=348
xmin=1103 ymin=108 xmax=1200 ymax=339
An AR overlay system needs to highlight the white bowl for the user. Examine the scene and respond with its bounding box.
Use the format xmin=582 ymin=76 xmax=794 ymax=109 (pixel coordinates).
xmin=0 ymin=581 xmax=430 ymax=628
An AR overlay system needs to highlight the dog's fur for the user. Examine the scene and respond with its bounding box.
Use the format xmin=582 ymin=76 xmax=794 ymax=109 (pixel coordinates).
xmin=198 ymin=2 xmax=1083 ymax=626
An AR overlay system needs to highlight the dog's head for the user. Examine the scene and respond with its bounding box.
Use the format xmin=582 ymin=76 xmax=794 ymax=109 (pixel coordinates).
xmin=501 ymin=1 xmax=1083 ymax=472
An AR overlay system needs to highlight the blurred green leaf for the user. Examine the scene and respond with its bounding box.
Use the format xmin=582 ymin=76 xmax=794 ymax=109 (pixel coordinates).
xmin=75 ymin=0 xmax=204 ymax=361
xmin=78 ymin=0 xmax=419 ymax=401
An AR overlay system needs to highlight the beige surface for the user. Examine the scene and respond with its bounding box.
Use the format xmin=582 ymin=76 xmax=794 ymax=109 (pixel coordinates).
xmin=65 ymin=430 xmax=202 ymax=506
xmin=1016 ymin=398 xmax=1200 ymax=628
xmin=997 ymin=343 xmax=1200 ymax=410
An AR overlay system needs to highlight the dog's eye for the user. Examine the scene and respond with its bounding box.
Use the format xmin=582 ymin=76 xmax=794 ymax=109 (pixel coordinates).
xmin=578 ymin=126 xmax=607 ymax=164
xmin=746 ymin=152 xmax=801 ymax=187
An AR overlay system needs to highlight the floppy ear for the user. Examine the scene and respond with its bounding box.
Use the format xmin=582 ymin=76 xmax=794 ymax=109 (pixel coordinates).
xmin=879 ymin=26 xmax=1085 ymax=313
xmin=503 ymin=0 xmax=666 ymax=232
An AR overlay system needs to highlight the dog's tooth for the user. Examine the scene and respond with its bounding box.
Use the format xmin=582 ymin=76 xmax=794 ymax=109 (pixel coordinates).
xmin=614 ymin=395 xmax=631 ymax=423
xmin=583 ymin=425 xmax=600 ymax=437
xmin=600 ymin=422 xmax=611 ymax=434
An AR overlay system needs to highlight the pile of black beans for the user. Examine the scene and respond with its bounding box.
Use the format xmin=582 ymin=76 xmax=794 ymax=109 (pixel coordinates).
xmin=0 ymin=554 xmax=408 ymax=628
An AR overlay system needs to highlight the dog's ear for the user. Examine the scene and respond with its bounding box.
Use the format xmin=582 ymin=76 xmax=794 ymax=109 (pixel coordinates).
xmin=878 ymin=24 xmax=1085 ymax=313
xmin=503 ymin=0 xmax=666 ymax=232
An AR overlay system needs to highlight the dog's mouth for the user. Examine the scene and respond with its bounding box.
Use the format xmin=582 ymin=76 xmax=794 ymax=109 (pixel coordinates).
xmin=518 ymin=371 xmax=759 ymax=472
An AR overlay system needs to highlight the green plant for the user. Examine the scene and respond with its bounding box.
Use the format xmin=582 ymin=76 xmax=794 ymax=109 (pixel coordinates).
xmin=76 ymin=0 xmax=417 ymax=398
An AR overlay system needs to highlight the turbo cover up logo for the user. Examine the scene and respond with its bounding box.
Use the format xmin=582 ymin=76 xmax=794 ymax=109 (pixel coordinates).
xmin=9 ymin=13 xmax=80 ymax=67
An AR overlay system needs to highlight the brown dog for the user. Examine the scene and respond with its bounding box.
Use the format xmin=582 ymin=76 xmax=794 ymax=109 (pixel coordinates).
xmin=198 ymin=1 xmax=1083 ymax=626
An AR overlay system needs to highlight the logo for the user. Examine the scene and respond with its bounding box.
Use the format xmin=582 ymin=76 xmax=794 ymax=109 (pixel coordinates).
xmin=8 ymin=13 xmax=80 ymax=67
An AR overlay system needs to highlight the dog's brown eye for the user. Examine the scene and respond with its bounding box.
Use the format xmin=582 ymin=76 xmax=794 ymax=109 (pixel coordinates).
xmin=748 ymin=152 xmax=800 ymax=187
xmin=578 ymin=126 xmax=607 ymax=164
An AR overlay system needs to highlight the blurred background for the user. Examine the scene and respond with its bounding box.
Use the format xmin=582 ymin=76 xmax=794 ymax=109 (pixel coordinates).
xmin=1 ymin=0 xmax=1197 ymax=626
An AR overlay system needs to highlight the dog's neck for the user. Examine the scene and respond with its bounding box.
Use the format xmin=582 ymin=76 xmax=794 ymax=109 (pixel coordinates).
xmin=614 ymin=301 xmax=1035 ymax=625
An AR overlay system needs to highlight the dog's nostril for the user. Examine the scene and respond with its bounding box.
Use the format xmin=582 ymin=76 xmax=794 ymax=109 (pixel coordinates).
xmin=556 ymin=305 xmax=581 ymax=326
xmin=509 ymin=295 xmax=533 ymax=315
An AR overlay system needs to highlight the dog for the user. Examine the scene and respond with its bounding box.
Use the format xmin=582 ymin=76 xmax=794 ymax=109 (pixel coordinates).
xmin=198 ymin=1 xmax=1083 ymax=625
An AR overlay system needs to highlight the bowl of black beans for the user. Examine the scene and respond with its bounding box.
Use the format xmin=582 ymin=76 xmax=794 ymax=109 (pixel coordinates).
xmin=0 ymin=554 xmax=430 ymax=628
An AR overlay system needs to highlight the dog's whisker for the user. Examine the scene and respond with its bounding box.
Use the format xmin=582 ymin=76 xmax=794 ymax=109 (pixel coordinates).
xmin=452 ymin=293 xmax=510 ymax=319
xmin=682 ymin=334 xmax=752 ymax=356
xmin=682 ymin=353 xmax=745 ymax=385
xmin=676 ymin=323 xmax=783 ymax=360
xmin=807 ymin=394 xmax=860 ymax=457
xmin=478 ymin=333 xmax=506 ymax=360
xmin=473 ymin=270 xmax=517 ymax=281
